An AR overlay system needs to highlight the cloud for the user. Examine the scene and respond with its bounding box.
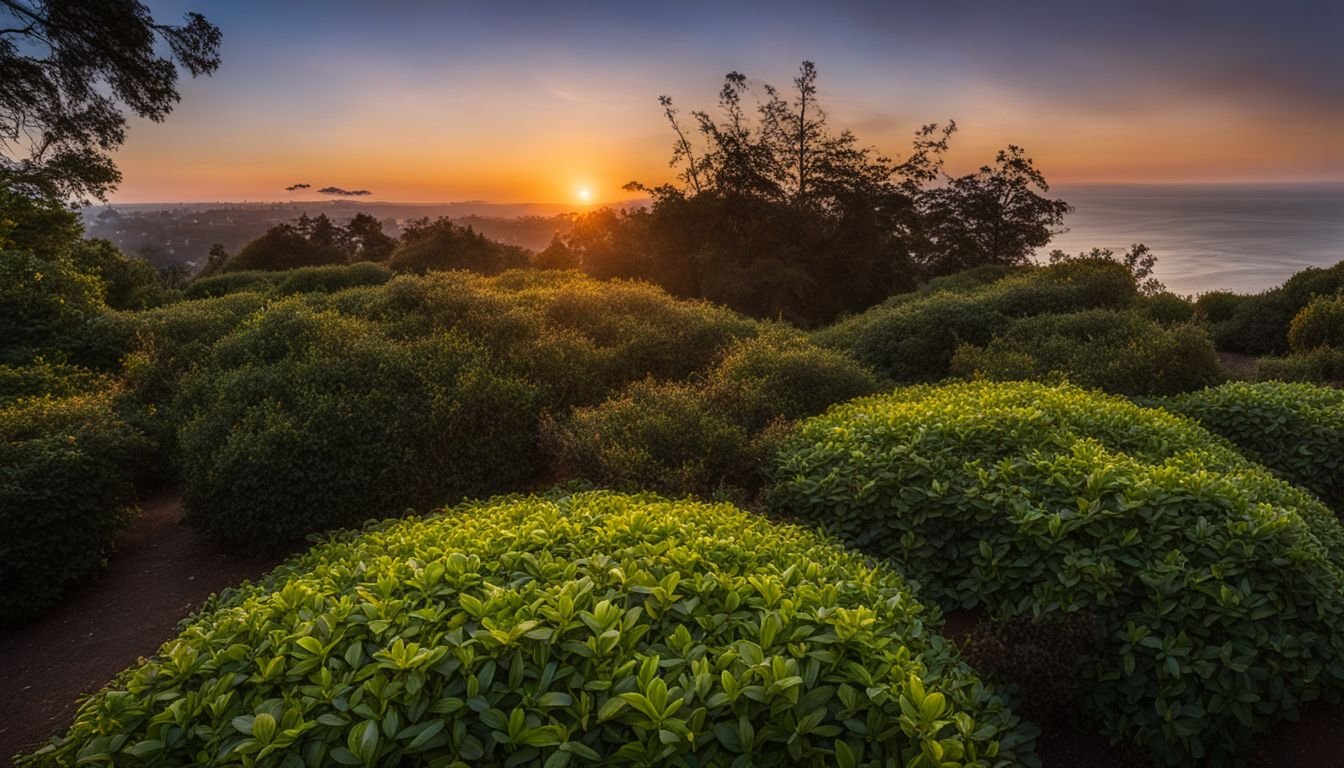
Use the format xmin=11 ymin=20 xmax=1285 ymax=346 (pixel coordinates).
xmin=318 ymin=186 xmax=372 ymax=196
xmin=285 ymin=182 xmax=311 ymax=191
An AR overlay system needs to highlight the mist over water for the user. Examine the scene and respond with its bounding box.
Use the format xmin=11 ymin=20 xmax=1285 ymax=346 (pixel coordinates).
xmin=1044 ymin=184 xmax=1344 ymax=296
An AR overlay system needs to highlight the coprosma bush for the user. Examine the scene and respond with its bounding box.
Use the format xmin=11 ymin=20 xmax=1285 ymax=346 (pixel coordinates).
xmin=21 ymin=492 xmax=1037 ymax=767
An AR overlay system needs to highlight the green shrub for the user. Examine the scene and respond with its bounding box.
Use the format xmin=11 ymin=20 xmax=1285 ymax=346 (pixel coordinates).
xmin=183 ymin=269 xmax=278 ymax=300
xmin=274 ymin=262 xmax=393 ymax=295
xmin=0 ymin=362 xmax=108 ymax=404
xmin=1164 ymin=381 xmax=1344 ymax=510
xmin=1254 ymin=347 xmax=1344 ymax=384
xmin=768 ymin=381 xmax=1344 ymax=764
xmin=21 ymin=492 xmax=1037 ymax=767
xmin=1194 ymin=291 xmax=1245 ymax=324
xmin=0 ymin=251 xmax=107 ymax=365
xmin=0 ymin=390 xmax=152 ymax=621
xmin=818 ymin=260 xmax=1138 ymax=382
xmin=706 ymin=330 xmax=880 ymax=431
xmin=1136 ymin=292 xmax=1195 ymax=325
xmin=949 ymin=310 xmax=1223 ymax=396
xmin=1288 ymin=294 xmax=1344 ymax=352
xmin=543 ymin=380 xmax=757 ymax=497
xmin=173 ymin=301 xmax=539 ymax=545
xmin=1208 ymin=260 xmax=1344 ymax=355
xmin=544 ymin=331 xmax=878 ymax=498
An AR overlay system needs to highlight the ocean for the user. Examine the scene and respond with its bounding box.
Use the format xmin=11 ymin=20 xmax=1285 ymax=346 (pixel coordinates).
xmin=1044 ymin=184 xmax=1344 ymax=296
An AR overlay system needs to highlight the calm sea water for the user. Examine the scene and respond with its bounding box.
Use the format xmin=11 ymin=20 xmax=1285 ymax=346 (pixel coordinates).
xmin=1043 ymin=184 xmax=1344 ymax=296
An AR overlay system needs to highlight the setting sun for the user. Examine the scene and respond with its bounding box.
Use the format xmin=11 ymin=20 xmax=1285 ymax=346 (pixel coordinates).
xmin=577 ymin=186 xmax=594 ymax=204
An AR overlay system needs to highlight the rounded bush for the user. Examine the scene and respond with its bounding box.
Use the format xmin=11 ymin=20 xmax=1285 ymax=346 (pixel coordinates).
xmin=21 ymin=493 xmax=1037 ymax=767
xmin=949 ymin=309 xmax=1223 ymax=396
xmin=0 ymin=390 xmax=152 ymax=621
xmin=0 ymin=362 xmax=107 ymax=404
xmin=1164 ymin=381 xmax=1344 ymax=510
xmin=0 ymin=251 xmax=107 ymax=365
xmin=1254 ymin=347 xmax=1344 ymax=384
xmin=1136 ymin=292 xmax=1195 ymax=326
xmin=768 ymin=382 xmax=1344 ymax=764
xmin=1288 ymin=294 xmax=1344 ymax=352
xmin=183 ymin=269 xmax=278 ymax=300
xmin=174 ymin=301 xmax=539 ymax=545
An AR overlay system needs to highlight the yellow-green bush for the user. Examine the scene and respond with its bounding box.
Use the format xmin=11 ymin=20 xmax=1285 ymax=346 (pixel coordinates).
xmin=1287 ymin=294 xmax=1344 ymax=352
xmin=1163 ymin=381 xmax=1344 ymax=510
xmin=768 ymin=381 xmax=1344 ymax=764
xmin=949 ymin=309 xmax=1222 ymax=396
xmin=0 ymin=390 xmax=152 ymax=621
xmin=21 ymin=493 xmax=1037 ymax=767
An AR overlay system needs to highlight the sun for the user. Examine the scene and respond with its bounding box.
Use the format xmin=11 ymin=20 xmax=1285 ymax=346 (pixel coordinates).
xmin=576 ymin=186 xmax=593 ymax=204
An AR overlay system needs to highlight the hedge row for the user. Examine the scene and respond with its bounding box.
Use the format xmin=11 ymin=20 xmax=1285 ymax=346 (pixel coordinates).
xmin=21 ymin=492 xmax=1038 ymax=767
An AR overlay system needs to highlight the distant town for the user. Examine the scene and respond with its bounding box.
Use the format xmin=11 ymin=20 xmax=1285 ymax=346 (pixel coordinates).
xmin=80 ymin=200 xmax=623 ymax=273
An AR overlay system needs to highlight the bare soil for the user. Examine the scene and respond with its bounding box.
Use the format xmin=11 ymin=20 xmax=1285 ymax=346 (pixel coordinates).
xmin=0 ymin=493 xmax=285 ymax=765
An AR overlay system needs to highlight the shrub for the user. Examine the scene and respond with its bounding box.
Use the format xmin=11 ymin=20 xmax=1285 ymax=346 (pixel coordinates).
xmin=0 ymin=251 xmax=107 ymax=365
xmin=1136 ymin=291 xmax=1195 ymax=325
xmin=0 ymin=362 xmax=108 ymax=404
xmin=173 ymin=301 xmax=539 ymax=545
xmin=388 ymin=218 xmax=529 ymax=275
xmin=0 ymin=390 xmax=152 ymax=621
xmin=705 ymin=330 xmax=881 ymax=431
xmin=817 ymin=259 xmax=1138 ymax=382
xmin=768 ymin=382 xmax=1344 ymax=764
xmin=1254 ymin=347 xmax=1344 ymax=384
xmin=21 ymin=492 xmax=1038 ymax=767
xmin=1163 ymin=381 xmax=1344 ymax=510
xmin=544 ymin=331 xmax=878 ymax=498
xmin=949 ymin=310 xmax=1223 ymax=396
xmin=1207 ymin=260 xmax=1344 ymax=355
xmin=274 ymin=262 xmax=393 ymax=295
xmin=543 ymin=380 xmax=757 ymax=497
xmin=183 ymin=270 xmax=278 ymax=299
xmin=1288 ymin=294 xmax=1344 ymax=352
xmin=1194 ymin=290 xmax=1245 ymax=324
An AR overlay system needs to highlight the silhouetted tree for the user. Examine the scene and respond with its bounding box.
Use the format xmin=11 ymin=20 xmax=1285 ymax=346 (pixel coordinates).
xmin=345 ymin=212 xmax=395 ymax=261
xmin=387 ymin=217 xmax=528 ymax=275
xmin=919 ymin=146 xmax=1072 ymax=276
xmin=0 ymin=0 xmax=221 ymax=201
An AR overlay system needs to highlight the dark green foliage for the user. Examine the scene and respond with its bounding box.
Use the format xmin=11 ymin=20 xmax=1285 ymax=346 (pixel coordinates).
xmin=183 ymin=262 xmax=393 ymax=300
xmin=0 ymin=390 xmax=152 ymax=621
xmin=1207 ymin=260 xmax=1344 ymax=355
xmin=66 ymin=239 xmax=174 ymax=310
xmin=1254 ymin=347 xmax=1344 ymax=384
xmin=1287 ymin=294 xmax=1344 ymax=352
xmin=387 ymin=218 xmax=529 ymax=275
xmin=222 ymin=215 xmax=351 ymax=271
xmin=22 ymin=492 xmax=1037 ymax=767
xmin=173 ymin=301 xmax=538 ymax=545
xmin=817 ymin=259 xmax=1137 ymax=382
xmin=950 ymin=309 xmax=1223 ymax=396
xmin=917 ymin=264 xmax=1022 ymax=295
xmin=544 ymin=331 xmax=879 ymax=498
xmin=1193 ymin=290 xmax=1245 ymax=324
xmin=1136 ymin=291 xmax=1195 ymax=325
xmin=0 ymin=250 xmax=107 ymax=365
xmin=182 ymin=269 xmax=277 ymax=299
xmin=768 ymin=382 xmax=1344 ymax=764
xmin=544 ymin=379 xmax=757 ymax=497
xmin=0 ymin=362 xmax=107 ymax=403
xmin=1163 ymin=381 xmax=1344 ymax=510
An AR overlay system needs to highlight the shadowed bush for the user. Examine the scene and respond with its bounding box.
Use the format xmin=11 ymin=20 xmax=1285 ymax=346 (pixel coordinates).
xmin=173 ymin=301 xmax=539 ymax=545
xmin=20 ymin=492 xmax=1038 ymax=767
xmin=949 ymin=309 xmax=1222 ymax=396
xmin=1254 ymin=347 xmax=1344 ymax=384
xmin=768 ymin=381 xmax=1344 ymax=765
xmin=0 ymin=389 xmax=152 ymax=622
xmin=1287 ymin=294 xmax=1344 ymax=352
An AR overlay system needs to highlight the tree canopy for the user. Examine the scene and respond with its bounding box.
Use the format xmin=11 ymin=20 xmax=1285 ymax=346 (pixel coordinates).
xmin=0 ymin=0 xmax=221 ymax=201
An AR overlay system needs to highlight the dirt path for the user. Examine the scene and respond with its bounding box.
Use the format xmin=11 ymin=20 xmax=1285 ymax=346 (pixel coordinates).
xmin=0 ymin=493 xmax=285 ymax=764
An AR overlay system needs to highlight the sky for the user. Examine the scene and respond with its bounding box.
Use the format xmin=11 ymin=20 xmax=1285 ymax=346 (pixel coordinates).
xmin=109 ymin=0 xmax=1344 ymax=204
